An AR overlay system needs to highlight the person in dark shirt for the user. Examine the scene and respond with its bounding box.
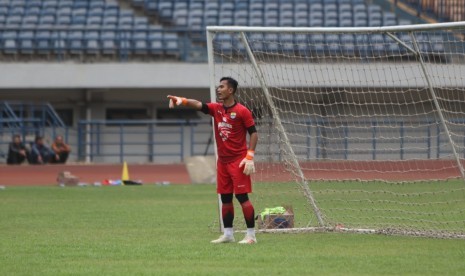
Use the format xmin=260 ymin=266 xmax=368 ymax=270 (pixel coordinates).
xmin=30 ymin=136 xmax=57 ymax=164
xmin=7 ymin=134 xmax=30 ymax=165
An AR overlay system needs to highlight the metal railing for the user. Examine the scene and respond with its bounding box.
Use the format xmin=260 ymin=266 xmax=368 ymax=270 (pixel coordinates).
xmin=76 ymin=119 xmax=213 ymax=163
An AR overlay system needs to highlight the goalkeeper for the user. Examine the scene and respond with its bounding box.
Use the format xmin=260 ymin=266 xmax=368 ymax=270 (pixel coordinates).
xmin=168 ymin=77 xmax=258 ymax=244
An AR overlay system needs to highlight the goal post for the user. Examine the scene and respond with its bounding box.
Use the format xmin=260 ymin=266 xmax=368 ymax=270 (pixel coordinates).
xmin=206 ymin=22 xmax=465 ymax=238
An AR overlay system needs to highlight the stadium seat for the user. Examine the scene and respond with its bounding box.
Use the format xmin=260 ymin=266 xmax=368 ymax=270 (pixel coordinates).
xmin=103 ymin=16 xmax=117 ymax=27
xmin=18 ymin=29 xmax=35 ymax=54
xmin=215 ymin=33 xmax=234 ymax=55
xmin=163 ymin=32 xmax=180 ymax=58
xmin=68 ymin=28 xmax=84 ymax=56
xmin=326 ymin=34 xmax=340 ymax=55
xmin=341 ymin=34 xmax=356 ymax=56
xmin=43 ymin=0 xmax=58 ymax=9
xmin=101 ymin=30 xmax=117 ymax=55
xmin=84 ymin=30 xmax=100 ymax=55
xmin=355 ymin=34 xmax=369 ymax=57
xmin=248 ymin=33 xmax=264 ymax=52
xmin=132 ymin=31 xmax=148 ymax=55
xmin=369 ymin=34 xmax=386 ymax=56
xmin=280 ymin=33 xmax=295 ymax=53
xmin=2 ymin=31 xmax=18 ymax=55
xmin=309 ymin=34 xmax=325 ymax=55
xmin=35 ymin=29 xmax=52 ymax=55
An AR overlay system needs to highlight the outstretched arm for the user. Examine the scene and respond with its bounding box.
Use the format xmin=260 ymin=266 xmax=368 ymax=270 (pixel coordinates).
xmin=167 ymin=95 xmax=203 ymax=110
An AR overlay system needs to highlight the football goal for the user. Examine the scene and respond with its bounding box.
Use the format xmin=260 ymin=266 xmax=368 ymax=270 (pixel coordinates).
xmin=206 ymin=22 xmax=465 ymax=238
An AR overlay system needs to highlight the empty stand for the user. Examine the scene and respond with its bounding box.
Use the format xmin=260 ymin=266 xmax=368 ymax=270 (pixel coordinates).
xmin=0 ymin=0 xmax=447 ymax=61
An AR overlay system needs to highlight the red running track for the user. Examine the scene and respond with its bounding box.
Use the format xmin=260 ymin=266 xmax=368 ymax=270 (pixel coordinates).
xmin=0 ymin=163 xmax=191 ymax=186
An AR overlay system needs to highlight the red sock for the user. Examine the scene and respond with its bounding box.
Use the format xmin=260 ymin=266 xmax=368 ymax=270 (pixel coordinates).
xmin=222 ymin=203 xmax=234 ymax=228
xmin=240 ymin=200 xmax=255 ymax=228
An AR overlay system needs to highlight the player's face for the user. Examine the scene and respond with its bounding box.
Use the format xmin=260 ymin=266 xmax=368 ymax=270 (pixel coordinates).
xmin=216 ymin=80 xmax=233 ymax=101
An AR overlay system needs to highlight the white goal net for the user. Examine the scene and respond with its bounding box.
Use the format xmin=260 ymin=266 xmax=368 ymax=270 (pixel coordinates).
xmin=206 ymin=22 xmax=465 ymax=238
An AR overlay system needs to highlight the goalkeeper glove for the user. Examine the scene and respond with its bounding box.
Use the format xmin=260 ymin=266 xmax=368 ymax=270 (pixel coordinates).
xmin=167 ymin=95 xmax=188 ymax=108
xmin=239 ymin=150 xmax=255 ymax=176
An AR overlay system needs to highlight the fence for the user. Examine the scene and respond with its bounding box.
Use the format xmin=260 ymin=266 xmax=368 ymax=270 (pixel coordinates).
xmin=76 ymin=119 xmax=214 ymax=163
xmin=2 ymin=118 xmax=465 ymax=163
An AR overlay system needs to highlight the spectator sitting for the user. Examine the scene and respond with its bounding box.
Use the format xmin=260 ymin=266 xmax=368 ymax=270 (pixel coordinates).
xmin=51 ymin=135 xmax=71 ymax=164
xmin=7 ymin=134 xmax=30 ymax=165
xmin=30 ymin=136 xmax=57 ymax=164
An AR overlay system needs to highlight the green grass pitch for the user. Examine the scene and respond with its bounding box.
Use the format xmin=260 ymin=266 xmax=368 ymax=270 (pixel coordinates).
xmin=1 ymin=184 xmax=465 ymax=275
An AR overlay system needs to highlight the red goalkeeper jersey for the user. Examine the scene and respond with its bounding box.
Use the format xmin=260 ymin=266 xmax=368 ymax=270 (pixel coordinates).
xmin=207 ymin=102 xmax=255 ymax=163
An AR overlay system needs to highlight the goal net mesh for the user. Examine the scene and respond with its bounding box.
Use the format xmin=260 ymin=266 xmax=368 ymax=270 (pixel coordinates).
xmin=207 ymin=23 xmax=465 ymax=238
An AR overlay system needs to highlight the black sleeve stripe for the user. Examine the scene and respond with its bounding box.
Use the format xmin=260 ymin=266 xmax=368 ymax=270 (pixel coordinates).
xmin=201 ymin=103 xmax=209 ymax=114
xmin=247 ymin=125 xmax=257 ymax=135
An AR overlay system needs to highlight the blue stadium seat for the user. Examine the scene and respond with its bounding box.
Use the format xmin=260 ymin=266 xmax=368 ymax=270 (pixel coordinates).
xmin=188 ymin=16 xmax=203 ymax=31
xmin=87 ymin=16 xmax=102 ymax=26
xmin=262 ymin=33 xmax=277 ymax=52
xmin=22 ymin=15 xmax=39 ymax=25
xmin=101 ymin=30 xmax=117 ymax=55
xmin=148 ymin=27 xmax=164 ymax=56
xmin=0 ymin=6 xmax=7 ymax=16
xmin=89 ymin=7 xmax=104 ymax=17
xmin=310 ymin=17 xmax=323 ymax=27
xmin=57 ymin=15 xmax=71 ymax=26
xmin=10 ymin=6 xmax=25 ymax=16
xmin=51 ymin=30 xmax=67 ymax=57
xmin=163 ymin=32 xmax=179 ymax=57
xmin=2 ymin=31 xmax=18 ymax=55
xmin=158 ymin=1 xmax=173 ymax=20
xmin=39 ymin=15 xmax=55 ymax=25
xmin=353 ymin=3 xmax=367 ymax=14
xmin=249 ymin=2 xmax=264 ymax=12
xmin=68 ymin=28 xmax=85 ymax=55
xmin=310 ymin=34 xmax=325 ymax=55
xmin=215 ymin=33 xmax=234 ymax=55
xmin=134 ymin=17 xmax=149 ymax=28
xmin=57 ymin=6 xmax=72 ymax=17
xmin=295 ymin=34 xmax=309 ymax=55
xmin=367 ymin=5 xmax=382 ymax=15
xmin=73 ymin=1 xmax=89 ymax=10
xmin=326 ymin=34 xmax=340 ymax=55
xmin=84 ymin=30 xmax=100 ymax=55
xmin=279 ymin=11 xmax=294 ymax=27
xmin=132 ymin=31 xmax=148 ymax=55
xmin=144 ymin=0 xmax=157 ymax=15
xmin=35 ymin=30 xmax=52 ymax=55
xmin=6 ymin=15 xmax=22 ymax=26
xmin=341 ymin=34 xmax=355 ymax=56
xmin=26 ymin=7 xmax=41 ymax=16
xmin=118 ymin=17 xmax=133 ymax=27
xmin=28 ymin=0 xmax=43 ymax=8
xmin=383 ymin=12 xmax=397 ymax=26
xmin=219 ymin=10 xmax=233 ymax=26
xmin=43 ymin=0 xmax=58 ymax=9
xmin=369 ymin=34 xmax=386 ymax=56
xmin=205 ymin=1 xmax=219 ymax=11
xmin=89 ymin=1 xmax=105 ymax=10
xmin=355 ymin=34 xmax=369 ymax=56
xmin=265 ymin=11 xmax=278 ymax=26
xmin=118 ymin=29 xmax=132 ymax=58
xmin=248 ymin=33 xmax=264 ymax=51
xmin=280 ymin=33 xmax=294 ymax=53
xmin=103 ymin=16 xmax=117 ymax=27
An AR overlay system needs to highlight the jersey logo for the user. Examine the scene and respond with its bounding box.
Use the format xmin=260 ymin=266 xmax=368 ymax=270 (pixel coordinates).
xmin=230 ymin=112 xmax=236 ymax=119
xmin=218 ymin=119 xmax=232 ymax=141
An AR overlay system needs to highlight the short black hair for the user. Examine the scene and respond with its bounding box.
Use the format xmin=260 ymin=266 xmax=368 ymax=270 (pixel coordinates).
xmin=35 ymin=135 xmax=43 ymax=143
xmin=220 ymin=77 xmax=238 ymax=94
